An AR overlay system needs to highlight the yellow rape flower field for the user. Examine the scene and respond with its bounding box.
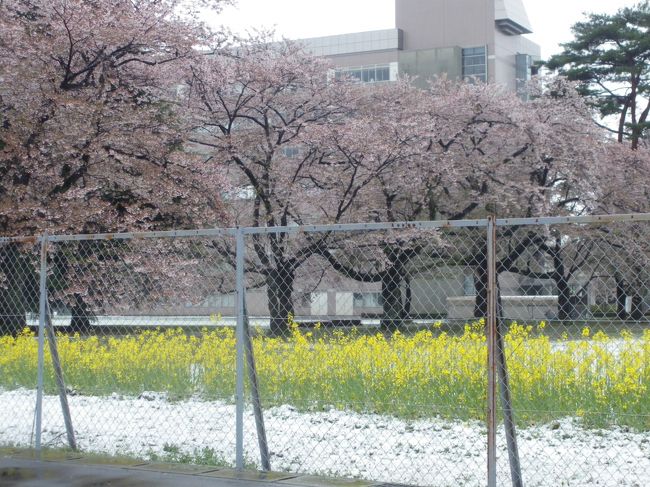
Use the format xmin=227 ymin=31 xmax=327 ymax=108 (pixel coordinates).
xmin=0 ymin=321 xmax=648 ymax=431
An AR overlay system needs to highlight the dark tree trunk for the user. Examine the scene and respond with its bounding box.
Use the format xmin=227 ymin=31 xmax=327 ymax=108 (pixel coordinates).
xmin=403 ymin=277 xmax=412 ymax=319
xmin=556 ymin=277 xmax=573 ymax=321
xmin=549 ymin=240 xmax=573 ymax=321
xmin=615 ymin=275 xmax=628 ymax=320
xmin=69 ymin=293 xmax=94 ymax=334
xmin=380 ymin=266 xmax=404 ymax=332
xmin=266 ymin=264 xmax=295 ymax=336
xmin=0 ymin=243 xmax=37 ymax=335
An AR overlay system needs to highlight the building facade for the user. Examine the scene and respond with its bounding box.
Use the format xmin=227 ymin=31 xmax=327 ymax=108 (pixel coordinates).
xmin=300 ymin=0 xmax=540 ymax=91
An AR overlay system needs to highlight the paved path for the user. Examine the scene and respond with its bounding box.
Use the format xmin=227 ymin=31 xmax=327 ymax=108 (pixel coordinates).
xmin=0 ymin=456 xmax=375 ymax=487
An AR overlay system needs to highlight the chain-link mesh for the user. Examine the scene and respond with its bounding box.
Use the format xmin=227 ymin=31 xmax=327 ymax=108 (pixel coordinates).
xmin=1 ymin=216 xmax=649 ymax=487
xmin=1 ymin=233 xmax=241 ymax=466
xmin=240 ymin=224 xmax=489 ymax=485
xmin=0 ymin=238 xmax=40 ymax=448
xmin=494 ymin=220 xmax=650 ymax=487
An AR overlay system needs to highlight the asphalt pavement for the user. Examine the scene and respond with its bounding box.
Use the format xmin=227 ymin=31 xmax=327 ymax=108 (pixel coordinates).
xmin=0 ymin=455 xmax=377 ymax=487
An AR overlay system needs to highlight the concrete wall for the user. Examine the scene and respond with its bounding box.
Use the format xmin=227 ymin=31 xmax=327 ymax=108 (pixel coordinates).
xmin=396 ymin=0 xmax=495 ymax=51
xmin=495 ymin=0 xmax=533 ymax=32
xmin=393 ymin=0 xmax=546 ymax=87
xmin=408 ymin=267 xmax=468 ymax=314
xmin=494 ymin=31 xmax=541 ymax=90
xmin=448 ymin=295 xmax=559 ymax=321
xmin=301 ymin=29 xmax=402 ymax=57
xmin=396 ymin=0 xmax=496 ymax=82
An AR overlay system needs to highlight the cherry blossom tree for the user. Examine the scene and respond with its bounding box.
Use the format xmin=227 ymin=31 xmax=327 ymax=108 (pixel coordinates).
xmin=424 ymin=77 xmax=650 ymax=321
xmin=315 ymin=77 xmax=612 ymax=325
xmin=184 ymin=40 xmax=440 ymax=333
xmin=588 ymin=142 xmax=650 ymax=318
xmin=511 ymin=81 xmax=650 ymax=320
xmin=318 ymin=77 xmax=612 ymax=324
xmin=0 ymin=0 xmax=232 ymax=333
xmin=310 ymin=80 xmax=448 ymax=330
xmin=386 ymin=78 xmax=613 ymax=321
xmin=0 ymin=0 xmax=231 ymax=235
xmin=185 ymin=45 xmax=638 ymax=330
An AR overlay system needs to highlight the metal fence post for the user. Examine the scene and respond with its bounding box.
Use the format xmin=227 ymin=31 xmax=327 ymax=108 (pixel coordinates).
xmin=487 ymin=217 xmax=497 ymax=487
xmin=497 ymin=284 xmax=523 ymax=487
xmin=44 ymin=300 xmax=77 ymax=450
xmin=235 ymin=228 xmax=246 ymax=470
xmin=34 ymin=233 xmax=48 ymax=455
xmin=243 ymin=297 xmax=270 ymax=471
xmin=494 ymin=221 xmax=523 ymax=487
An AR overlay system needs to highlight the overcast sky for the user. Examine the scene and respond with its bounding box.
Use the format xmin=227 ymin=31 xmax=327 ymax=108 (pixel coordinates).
xmin=211 ymin=0 xmax=640 ymax=59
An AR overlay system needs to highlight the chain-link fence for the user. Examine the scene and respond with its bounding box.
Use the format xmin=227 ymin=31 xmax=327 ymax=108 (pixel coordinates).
xmin=0 ymin=215 xmax=648 ymax=486
xmin=238 ymin=221 xmax=488 ymax=485
xmin=0 ymin=229 xmax=240 ymax=467
xmin=492 ymin=216 xmax=650 ymax=487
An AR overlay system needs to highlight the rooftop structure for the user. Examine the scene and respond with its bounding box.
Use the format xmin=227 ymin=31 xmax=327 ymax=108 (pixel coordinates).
xmin=299 ymin=0 xmax=541 ymax=91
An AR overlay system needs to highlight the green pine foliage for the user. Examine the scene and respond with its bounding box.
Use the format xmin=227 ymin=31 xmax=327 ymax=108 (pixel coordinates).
xmin=547 ymin=1 xmax=650 ymax=149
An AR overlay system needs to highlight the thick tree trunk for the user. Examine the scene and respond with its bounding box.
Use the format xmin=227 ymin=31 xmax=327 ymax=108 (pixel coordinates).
xmin=615 ymin=275 xmax=628 ymax=320
xmin=266 ymin=264 xmax=295 ymax=336
xmin=549 ymin=242 xmax=573 ymax=321
xmin=556 ymin=277 xmax=573 ymax=321
xmin=380 ymin=266 xmax=404 ymax=332
xmin=0 ymin=292 xmax=27 ymax=335
xmin=403 ymin=277 xmax=412 ymax=319
xmin=69 ymin=293 xmax=94 ymax=334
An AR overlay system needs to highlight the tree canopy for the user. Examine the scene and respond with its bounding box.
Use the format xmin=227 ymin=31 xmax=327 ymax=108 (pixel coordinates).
xmin=2 ymin=5 xmax=650 ymax=332
xmin=0 ymin=0 xmax=230 ymax=235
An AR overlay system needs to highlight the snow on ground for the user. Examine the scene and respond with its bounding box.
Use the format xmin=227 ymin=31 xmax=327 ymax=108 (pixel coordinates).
xmin=1 ymin=389 xmax=648 ymax=487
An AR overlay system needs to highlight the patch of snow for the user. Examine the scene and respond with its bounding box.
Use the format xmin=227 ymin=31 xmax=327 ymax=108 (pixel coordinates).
xmin=0 ymin=389 xmax=648 ymax=486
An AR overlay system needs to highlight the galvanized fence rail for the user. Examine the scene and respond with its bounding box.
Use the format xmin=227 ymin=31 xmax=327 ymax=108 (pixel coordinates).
xmin=0 ymin=214 xmax=648 ymax=487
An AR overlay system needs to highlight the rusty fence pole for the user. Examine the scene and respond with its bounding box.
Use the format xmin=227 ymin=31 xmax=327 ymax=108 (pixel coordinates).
xmin=492 ymin=217 xmax=523 ymax=487
xmin=496 ymin=295 xmax=523 ymax=487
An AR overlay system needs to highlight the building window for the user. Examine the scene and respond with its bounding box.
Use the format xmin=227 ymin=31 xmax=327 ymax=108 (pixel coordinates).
xmin=462 ymin=46 xmax=487 ymax=82
xmin=353 ymin=292 xmax=383 ymax=308
xmin=335 ymin=64 xmax=392 ymax=84
xmin=374 ymin=66 xmax=390 ymax=82
xmin=516 ymin=53 xmax=537 ymax=99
